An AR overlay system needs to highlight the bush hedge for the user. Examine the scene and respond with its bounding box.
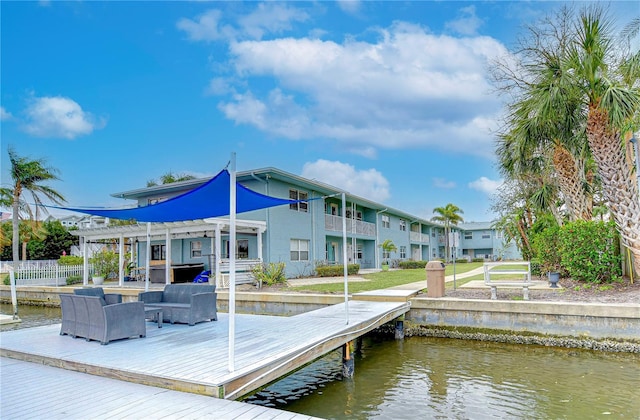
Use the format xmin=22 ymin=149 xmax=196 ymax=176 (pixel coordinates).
xmin=58 ymin=255 xmax=84 ymax=266
xmin=398 ymin=260 xmax=429 ymax=269
xmin=559 ymin=220 xmax=620 ymax=283
xmin=315 ymin=264 xmax=360 ymax=277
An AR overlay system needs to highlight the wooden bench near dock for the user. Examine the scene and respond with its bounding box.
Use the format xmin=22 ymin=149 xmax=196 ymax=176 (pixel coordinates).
xmin=484 ymin=261 xmax=532 ymax=300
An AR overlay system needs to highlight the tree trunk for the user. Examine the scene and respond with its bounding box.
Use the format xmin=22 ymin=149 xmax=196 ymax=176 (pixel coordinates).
xmin=12 ymin=198 xmax=20 ymax=264
xmin=553 ymin=144 xmax=592 ymax=221
xmin=587 ymin=107 xmax=640 ymax=275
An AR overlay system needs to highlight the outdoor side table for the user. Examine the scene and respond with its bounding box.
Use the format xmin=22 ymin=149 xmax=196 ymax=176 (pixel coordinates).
xmin=144 ymin=307 xmax=163 ymax=328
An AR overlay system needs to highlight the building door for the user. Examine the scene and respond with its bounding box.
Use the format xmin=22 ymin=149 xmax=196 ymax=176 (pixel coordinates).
xmin=413 ymin=247 xmax=420 ymax=261
xmin=326 ymin=242 xmax=338 ymax=263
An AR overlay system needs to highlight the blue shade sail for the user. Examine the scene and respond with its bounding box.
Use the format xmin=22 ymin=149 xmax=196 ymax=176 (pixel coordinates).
xmin=53 ymin=170 xmax=303 ymax=222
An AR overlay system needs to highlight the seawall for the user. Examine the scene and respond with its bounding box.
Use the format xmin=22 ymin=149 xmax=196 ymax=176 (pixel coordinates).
xmin=2 ymin=286 xmax=638 ymax=350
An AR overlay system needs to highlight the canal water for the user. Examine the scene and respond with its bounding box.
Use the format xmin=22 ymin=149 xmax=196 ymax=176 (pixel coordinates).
xmin=2 ymin=304 xmax=639 ymax=419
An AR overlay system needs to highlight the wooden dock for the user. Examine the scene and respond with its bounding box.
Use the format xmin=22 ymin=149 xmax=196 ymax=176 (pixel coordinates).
xmin=0 ymin=300 xmax=409 ymax=401
xmin=1 ymin=357 xmax=320 ymax=419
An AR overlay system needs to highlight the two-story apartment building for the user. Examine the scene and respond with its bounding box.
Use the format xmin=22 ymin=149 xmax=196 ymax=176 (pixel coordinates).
xmin=458 ymin=222 xmax=521 ymax=261
xmin=71 ymin=167 xmax=518 ymax=282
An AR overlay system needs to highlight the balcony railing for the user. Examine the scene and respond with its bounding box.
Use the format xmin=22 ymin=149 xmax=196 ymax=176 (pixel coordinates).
xmin=325 ymin=215 xmax=376 ymax=237
xmin=410 ymin=231 xmax=430 ymax=244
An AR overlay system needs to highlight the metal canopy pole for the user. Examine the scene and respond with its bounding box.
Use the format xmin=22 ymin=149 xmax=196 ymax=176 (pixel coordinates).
xmin=342 ymin=192 xmax=349 ymax=325
xmin=228 ymin=152 xmax=237 ymax=372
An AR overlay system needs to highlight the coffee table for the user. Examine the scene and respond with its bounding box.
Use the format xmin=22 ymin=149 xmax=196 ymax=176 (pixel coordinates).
xmin=144 ymin=307 xmax=163 ymax=328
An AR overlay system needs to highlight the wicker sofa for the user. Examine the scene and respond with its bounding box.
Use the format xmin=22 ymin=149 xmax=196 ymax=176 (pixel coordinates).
xmin=74 ymin=287 xmax=122 ymax=305
xmin=59 ymin=293 xmax=146 ymax=345
xmin=138 ymin=284 xmax=217 ymax=326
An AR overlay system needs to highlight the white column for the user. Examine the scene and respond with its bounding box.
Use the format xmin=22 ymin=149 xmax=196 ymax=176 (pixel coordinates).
xmin=215 ymin=223 xmax=221 ymax=286
xmin=118 ymin=234 xmax=124 ymax=286
xmin=145 ymin=222 xmax=151 ymax=292
xmin=257 ymin=228 xmax=263 ymax=261
xmin=83 ymin=237 xmax=89 ymax=286
xmin=165 ymin=228 xmax=171 ymax=285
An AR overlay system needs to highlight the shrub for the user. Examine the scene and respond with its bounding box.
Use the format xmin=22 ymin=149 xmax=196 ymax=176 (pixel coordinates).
xmin=66 ymin=275 xmax=83 ymax=285
xmin=559 ymin=220 xmax=621 ymax=283
xmin=398 ymin=260 xmax=429 ymax=269
xmin=251 ymin=262 xmax=286 ymax=286
xmin=531 ymin=225 xmax=563 ymax=275
xmin=315 ymin=264 xmax=360 ymax=277
xmin=59 ymin=255 xmax=84 ymax=266
xmin=454 ymin=259 xmax=468 ymax=264
xmin=471 ymin=258 xmax=484 ymax=263
xmin=2 ymin=274 xmax=9 ymax=286
xmin=530 ymin=259 xmax=542 ymax=276
xmin=90 ymin=249 xmax=119 ymax=279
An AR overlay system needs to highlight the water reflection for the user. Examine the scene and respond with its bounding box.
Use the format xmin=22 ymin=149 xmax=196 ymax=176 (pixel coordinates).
xmin=0 ymin=303 xmax=61 ymax=332
xmin=245 ymin=336 xmax=640 ymax=419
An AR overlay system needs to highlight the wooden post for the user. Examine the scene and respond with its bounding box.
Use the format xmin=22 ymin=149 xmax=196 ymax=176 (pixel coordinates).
xmin=395 ymin=314 xmax=405 ymax=340
xmin=342 ymin=341 xmax=354 ymax=378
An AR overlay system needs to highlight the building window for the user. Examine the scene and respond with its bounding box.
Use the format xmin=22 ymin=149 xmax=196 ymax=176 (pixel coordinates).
xmin=290 ymin=239 xmax=309 ymax=261
xmin=495 ymin=231 xmax=503 ymax=239
xmin=223 ymin=239 xmax=249 ymax=259
xmin=399 ymin=220 xmax=406 ymax=231
xmin=383 ymin=249 xmax=390 ymax=259
xmin=482 ymin=233 xmax=491 ymax=239
xmin=191 ymin=241 xmax=202 ymax=258
xmin=464 ymin=232 xmax=472 ymax=240
xmin=289 ymin=189 xmax=308 ymax=212
xmin=382 ymin=215 xmax=390 ymax=228
xmin=357 ymin=246 xmax=363 ymax=260
xmin=400 ymin=246 xmax=406 ymax=259
xmin=151 ymin=244 xmax=166 ymax=261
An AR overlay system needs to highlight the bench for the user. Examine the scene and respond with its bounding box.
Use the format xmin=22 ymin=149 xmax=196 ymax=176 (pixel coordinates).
xmin=483 ymin=262 xmax=531 ymax=300
xmin=138 ymin=284 xmax=217 ymax=326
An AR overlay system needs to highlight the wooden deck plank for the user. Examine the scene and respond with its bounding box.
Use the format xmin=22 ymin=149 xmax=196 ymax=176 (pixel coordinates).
xmin=0 ymin=301 xmax=409 ymax=400
xmin=0 ymin=358 xmax=319 ymax=420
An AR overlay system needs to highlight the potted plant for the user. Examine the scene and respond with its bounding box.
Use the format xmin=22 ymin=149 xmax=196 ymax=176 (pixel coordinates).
xmin=90 ymin=249 xmax=119 ymax=285
xmin=379 ymin=239 xmax=397 ymax=271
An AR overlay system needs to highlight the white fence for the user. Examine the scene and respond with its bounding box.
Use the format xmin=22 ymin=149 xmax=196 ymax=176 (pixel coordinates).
xmin=2 ymin=263 xmax=88 ymax=287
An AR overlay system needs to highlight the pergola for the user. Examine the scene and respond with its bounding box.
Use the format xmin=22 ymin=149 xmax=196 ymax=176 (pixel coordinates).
xmin=72 ymin=217 xmax=267 ymax=289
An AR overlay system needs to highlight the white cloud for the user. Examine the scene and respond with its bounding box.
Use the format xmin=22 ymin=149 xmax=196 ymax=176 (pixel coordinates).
xmin=177 ymin=10 xmax=230 ymax=42
xmin=1 ymin=106 xmax=12 ymax=121
xmin=238 ymin=3 xmax=309 ymax=40
xmin=23 ymin=96 xmax=103 ymax=139
xmin=445 ymin=5 xmax=484 ymax=36
xmin=217 ymin=22 xmax=508 ymax=158
xmin=301 ymin=160 xmax=390 ymax=202
xmin=469 ymin=176 xmax=502 ymax=195
xmin=178 ymin=4 xmax=308 ymax=42
xmin=337 ymin=1 xmax=361 ymax=14
xmin=433 ymin=178 xmax=456 ymax=189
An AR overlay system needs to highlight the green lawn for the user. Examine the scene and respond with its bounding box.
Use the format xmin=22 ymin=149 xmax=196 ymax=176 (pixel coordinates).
xmin=288 ymin=262 xmax=484 ymax=293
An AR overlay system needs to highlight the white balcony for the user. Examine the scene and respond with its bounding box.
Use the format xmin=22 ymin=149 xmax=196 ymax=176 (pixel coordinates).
xmin=325 ymin=214 xmax=376 ymax=237
xmin=410 ymin=231 xmax=430 ymax=244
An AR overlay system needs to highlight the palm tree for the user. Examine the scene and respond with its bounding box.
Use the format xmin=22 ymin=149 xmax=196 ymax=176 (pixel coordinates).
xmin=431 ymin=203 xmax=464 ymax=262
xmin=568 ymin=8 xmax=640 ymax=273
xmin=494 ymin=6 xmax=595 ymax=223
xmin=7 ymin=146 xmax=66 ymax=264
xmin=146 ymin=171 xmax=196 ymax=187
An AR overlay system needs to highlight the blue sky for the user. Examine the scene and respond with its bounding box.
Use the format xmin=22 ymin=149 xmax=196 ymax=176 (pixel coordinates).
xmin=2 ymin=1 xmax=638 ymax=223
